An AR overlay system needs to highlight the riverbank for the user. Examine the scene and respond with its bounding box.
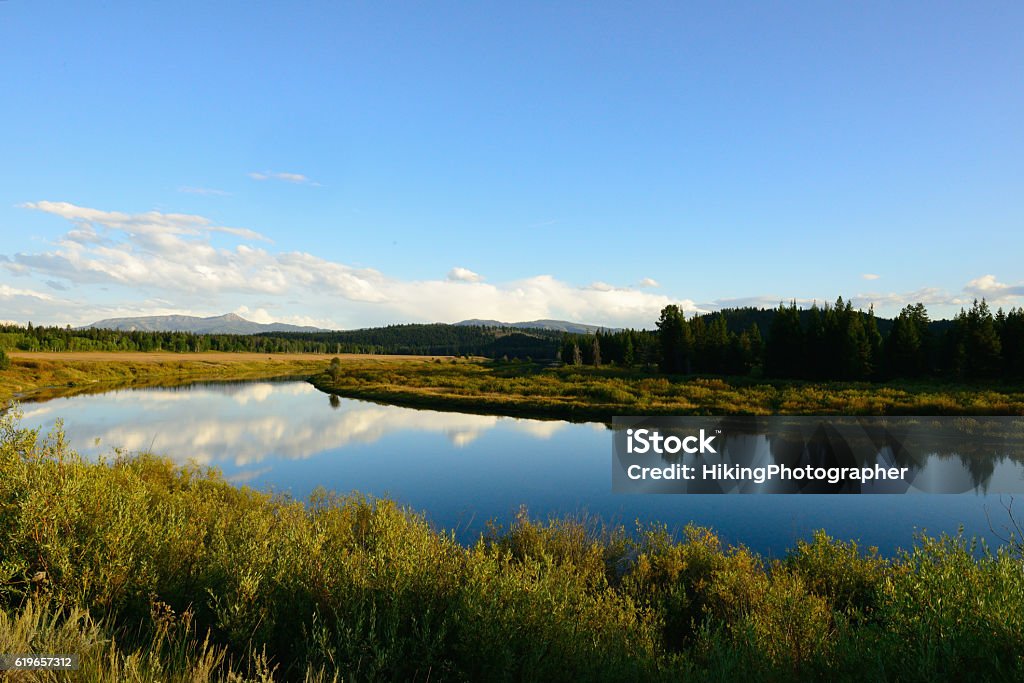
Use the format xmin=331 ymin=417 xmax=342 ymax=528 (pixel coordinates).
xmin=311 ymin=359 xmax=1024 ymax=420
xmin=1 ymin=415 xmax=1022 ymax=681
xmin=4 ymin=353 xmax=1024 ymax=418
xmin=0 ymin=352 xmax=436 ymax=408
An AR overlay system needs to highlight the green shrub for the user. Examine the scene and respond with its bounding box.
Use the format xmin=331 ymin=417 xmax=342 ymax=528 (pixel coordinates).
xmin=785 ymin=530 xmax=890 ymax=620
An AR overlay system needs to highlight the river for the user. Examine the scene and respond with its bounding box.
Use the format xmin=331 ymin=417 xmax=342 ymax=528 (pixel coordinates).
xmin=16 ymin=379 xmax=1024 ymax=556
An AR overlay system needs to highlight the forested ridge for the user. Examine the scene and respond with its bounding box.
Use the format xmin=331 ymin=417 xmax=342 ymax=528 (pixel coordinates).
xmin=0 ymin=322 xmax=564 ymax=358
xmin=561 ymin=298 xmax=1023 ymax=382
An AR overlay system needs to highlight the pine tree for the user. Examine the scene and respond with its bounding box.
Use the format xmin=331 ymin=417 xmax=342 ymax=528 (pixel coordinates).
xmin=746 ymin=323 xmax=763 ymax=373
xmin=885 ymin=305 xmax=925 ymax=377
xmin=622 ymin=334 xmax=635 ymax=368
xmin=864 ymin=306 xmax=883 ymax=378
xmin=690 ymin=316 xmax=707 ymax=372
xmin=561 ymin=336 xmax=577 ymax=365
xmin=999 ymin=308 xmax=1024 ymax=378
xmin=571 ymin=343 xmax=583 ymax=366
xmin=656 ymin=305 xmax=691 ymax=373
xmin=591 ymin=336 xmax=602 ymax=367
xmin=766 ymin=301 xmax=803 ymax=378
xmin=705 ymin=315 xmax=730 ymax=374
xmin=804 ymin=304 xmax=826 ymax=379
xmin=965 ymin=299 xmax=1002 ymax=378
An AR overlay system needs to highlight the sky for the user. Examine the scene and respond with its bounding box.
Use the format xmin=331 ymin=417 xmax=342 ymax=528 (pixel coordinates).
xmin=1 ymin=1 xmax=1022 ymax=329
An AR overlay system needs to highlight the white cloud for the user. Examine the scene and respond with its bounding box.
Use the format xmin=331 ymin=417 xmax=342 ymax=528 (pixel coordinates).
xmin=964 ymin=274 xmax=1024 ymax=301
xmin=209 ymin=226 xmax=273 ymax=243
xmin=638 ymin=277 xmax=660 ymax=288
xmin=232 ymin=305 xmax=328 ymax=328
xmin=705 ymin=287 xmax=969 ymax=314
xmin=6 ymin=201 xmax=684 ymax=329
xmin=854 ymin=277 xmax=1024 ymax=311
xmin=248 ymin=171 xmax=318 ymax=185
xmin=233 ymin=305 xmax=275 ymax=324
xmin=447 ymin=267 xmax=484 ymax=283
xmin=21 ymin=201 xmax=210 ymax=235
xmin=861 ymin=273 xmax=880 ymax=281
xmin=0 ymin=282 xmax=78 ymax=325
xmin=0 ymin=284 xmax=57 ymax=302
xmin=702 ymin=296 xmax=813 ymax=310
xmin=849 ymin=288 xmax=963 ymax=311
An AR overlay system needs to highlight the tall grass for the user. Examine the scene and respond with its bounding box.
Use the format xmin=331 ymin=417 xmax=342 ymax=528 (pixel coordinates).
xmin=2 ymin=413 xmax=1023 ymax=681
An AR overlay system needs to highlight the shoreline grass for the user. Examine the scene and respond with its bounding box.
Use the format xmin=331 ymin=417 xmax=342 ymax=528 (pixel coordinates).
xmin=2 ymin=415 xmax=1024 ymax=681
xmin=0 ymin=353 xmax=427 ymax=409
xmin=4 ymin=352 xmax=1024 ymax=420
xmin=311 ymin=359 xmax=1024 ymax=421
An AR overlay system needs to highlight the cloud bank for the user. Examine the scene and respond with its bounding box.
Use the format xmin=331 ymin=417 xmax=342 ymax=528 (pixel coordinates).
xmin=4 ymin=201 xmax=1021 ymax=328
xmin=5 ymin=201 xmax=689 ymax=328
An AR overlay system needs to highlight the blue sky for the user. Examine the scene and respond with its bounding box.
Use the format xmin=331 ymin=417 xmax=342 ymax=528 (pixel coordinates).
xmin=1 ymin=1 xmax=1021 ymax=329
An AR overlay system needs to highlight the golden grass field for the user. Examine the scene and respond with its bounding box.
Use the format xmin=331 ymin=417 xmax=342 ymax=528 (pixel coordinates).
xmin=6 ymin=351 xmax=439 ymax=363
xmin=1 ymin=351 xmax=442 ymax=407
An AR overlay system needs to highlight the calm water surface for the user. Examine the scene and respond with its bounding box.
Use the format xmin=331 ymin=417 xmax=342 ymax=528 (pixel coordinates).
xmin=17 ymin=380 xmax=1024 ymax=556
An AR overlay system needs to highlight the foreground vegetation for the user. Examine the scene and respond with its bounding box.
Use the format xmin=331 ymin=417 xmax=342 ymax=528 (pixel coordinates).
xmin=313 ymin=359 xmax=1024 ymax=420
xmin=2 ymin=416 xmax=1023 ymax=681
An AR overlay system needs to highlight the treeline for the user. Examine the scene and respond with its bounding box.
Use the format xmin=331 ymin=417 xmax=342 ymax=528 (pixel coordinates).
xmin=269 ymin=324 xmax=563 ymax=358
xmin=559 ymin=298 xmax=1024 ymax=382
xmin=0 ymin=322 xmax=562 ymax=358
xmin=4 ymin=300 xmax=1023 ymax=381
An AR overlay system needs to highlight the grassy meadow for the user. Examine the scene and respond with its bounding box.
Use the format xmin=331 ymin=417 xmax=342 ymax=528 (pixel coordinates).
xmin=1 ymin=415 xmax=1023 ymax=681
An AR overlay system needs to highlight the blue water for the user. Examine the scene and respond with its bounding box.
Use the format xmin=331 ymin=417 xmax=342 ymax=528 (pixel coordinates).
xmin=16 ymin=380 xmax=1024 ymax=557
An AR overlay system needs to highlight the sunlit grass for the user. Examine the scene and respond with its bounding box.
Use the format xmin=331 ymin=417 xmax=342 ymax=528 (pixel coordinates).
xmin=312 ymin=359 xmax=1024 ymax=419
xmin=1 ymin=354 xmax=344 ymax=407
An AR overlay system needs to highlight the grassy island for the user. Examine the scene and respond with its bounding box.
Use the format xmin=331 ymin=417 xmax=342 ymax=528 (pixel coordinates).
xmin=310 ymin=358 xmax=1024 ymax=421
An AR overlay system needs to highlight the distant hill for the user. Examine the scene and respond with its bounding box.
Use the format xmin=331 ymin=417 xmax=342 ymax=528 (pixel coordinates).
xmin=456 ymin=319 xmax=619 ymax=334
xmin=82 ymin=313 xmax=325 ymax=334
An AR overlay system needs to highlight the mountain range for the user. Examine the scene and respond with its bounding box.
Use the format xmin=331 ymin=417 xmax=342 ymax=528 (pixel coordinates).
xmin=81 ymin=313 xmax=610 ymax=336
xmin=82 ymin=313 xmax=325 ymax=334
xmin=454 ymin=319 xmax=618 ymax=334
